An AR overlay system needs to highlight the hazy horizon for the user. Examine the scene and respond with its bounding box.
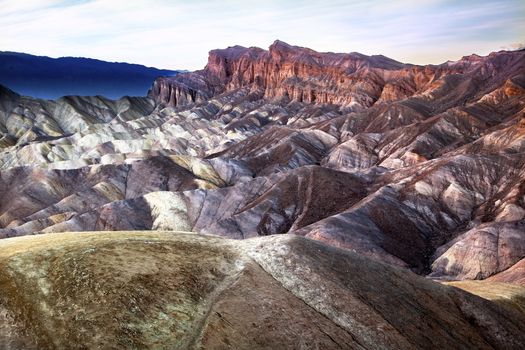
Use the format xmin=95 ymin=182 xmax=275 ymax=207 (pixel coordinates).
xmin=1 ymin=0 xmax=524 ymax=71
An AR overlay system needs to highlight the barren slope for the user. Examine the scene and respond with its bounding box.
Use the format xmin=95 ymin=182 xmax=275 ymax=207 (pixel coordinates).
xmin=0 ymin=231 xmax=524 ymax=349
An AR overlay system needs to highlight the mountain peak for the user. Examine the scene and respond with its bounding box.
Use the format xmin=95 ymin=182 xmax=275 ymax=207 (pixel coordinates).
xmin=270 ymin=39 xmax=293 ymax=50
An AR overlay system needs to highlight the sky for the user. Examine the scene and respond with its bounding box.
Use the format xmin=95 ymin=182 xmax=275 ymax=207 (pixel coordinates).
xmin=1 ymin=0 xmax=524 ymax=70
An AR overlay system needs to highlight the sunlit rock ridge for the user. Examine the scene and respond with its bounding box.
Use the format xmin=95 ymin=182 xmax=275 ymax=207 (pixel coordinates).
xmin=1 ymin=41 xmax=525 ymax=288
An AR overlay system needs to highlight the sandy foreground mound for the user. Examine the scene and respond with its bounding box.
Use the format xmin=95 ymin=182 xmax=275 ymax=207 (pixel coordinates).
xmin=0 ymin=231 xmax=524 ymax=349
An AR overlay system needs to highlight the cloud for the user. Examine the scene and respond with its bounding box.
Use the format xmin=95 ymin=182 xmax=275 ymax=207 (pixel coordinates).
xmin=500 ymin=42 xmax=525 ymax=50
xmin=0 ymin=0 xmax=524 ymax=70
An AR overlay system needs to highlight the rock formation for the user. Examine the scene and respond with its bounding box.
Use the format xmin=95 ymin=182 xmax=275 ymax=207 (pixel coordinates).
xmin=0 ymin=41 xmax=524 ymax=289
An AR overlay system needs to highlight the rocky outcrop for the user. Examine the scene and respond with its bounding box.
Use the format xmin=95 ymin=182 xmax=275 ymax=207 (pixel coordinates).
xmin=431 ymin=221 xmax=525 ymax=280
xmin=149 ymin=40 xmax=423 ymax=109
xmin=488 ymin=258 xmax=525 ymax=285
xmin=149 ymin=40 xmax=525 ymax=113
xmin=1 ymin=231 xmax=524 ymax=349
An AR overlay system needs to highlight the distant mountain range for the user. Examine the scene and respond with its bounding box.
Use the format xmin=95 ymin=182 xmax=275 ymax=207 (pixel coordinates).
xmin=0 ymin=51 xmax=181 ymax=99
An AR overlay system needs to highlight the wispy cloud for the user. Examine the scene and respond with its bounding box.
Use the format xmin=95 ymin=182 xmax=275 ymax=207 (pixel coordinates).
xmin=500 ymin=42 xmax=525 ymax=50
xmin=0 ymin=0 xmax=523 ymax=70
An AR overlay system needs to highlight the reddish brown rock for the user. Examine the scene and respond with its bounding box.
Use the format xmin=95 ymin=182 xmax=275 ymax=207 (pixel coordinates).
xmin=488 ymin=258 xmax=525 ymax=286
xmin=149 ymin=41 xmax=525 ymax=116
